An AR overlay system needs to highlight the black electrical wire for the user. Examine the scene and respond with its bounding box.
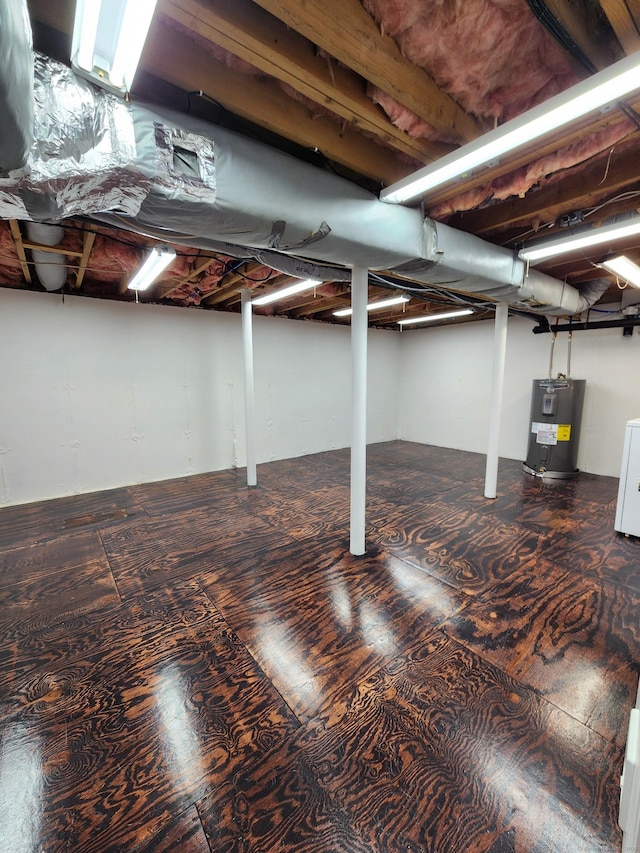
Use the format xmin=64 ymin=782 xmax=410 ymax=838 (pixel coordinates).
xmin=49 ymin=220 xmax=274 ymax=282
xmin=526 ymin=0 xmax=596 ymax=74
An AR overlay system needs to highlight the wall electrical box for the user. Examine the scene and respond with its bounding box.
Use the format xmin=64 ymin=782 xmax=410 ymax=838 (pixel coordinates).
xmin=523 ymin=378 xmax=586 ymax=479
xmin=614 ymin=418 xmax=640 ymax=538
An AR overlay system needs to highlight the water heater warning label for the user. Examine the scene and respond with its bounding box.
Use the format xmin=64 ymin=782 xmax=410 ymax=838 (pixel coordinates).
xmin=531 ymin=422 xmax=572 ymax=444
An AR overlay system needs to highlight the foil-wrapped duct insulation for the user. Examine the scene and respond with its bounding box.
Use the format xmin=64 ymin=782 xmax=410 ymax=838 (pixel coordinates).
xmin=0 ymin=0 xmax=34 ymax=172
xmin=0 ymin=54 xmax=145 ymax=221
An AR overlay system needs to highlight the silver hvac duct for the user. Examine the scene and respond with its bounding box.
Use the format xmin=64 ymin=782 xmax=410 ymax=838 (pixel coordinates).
xmin=4 ymin=54 xmax=608 ymax=316
xmin=397 ymin=220 xmax=610 ymax=316
xmin=0 ymin=0 xmax=34 ymax=171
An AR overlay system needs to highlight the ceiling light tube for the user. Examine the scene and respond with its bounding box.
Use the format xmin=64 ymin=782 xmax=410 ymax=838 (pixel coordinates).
xmin=381 ymin=49 xmax=640 ymax=204
xmin=601 ymin=255 xmax=640 ymax=288
xmin=72 ymin=0 xmax=158 ymax=95
xmin=127 ymin=245 xmax=176 ymax=291
xmin=251 ymin=279 xmax=321 ymax=306
xmin=519 ymin=216 xmax=640 ymax=262
xmin=397 ymin=308 xmax=473 ymax=326
xmin=333 ymin=295 xmax=410 ymax=317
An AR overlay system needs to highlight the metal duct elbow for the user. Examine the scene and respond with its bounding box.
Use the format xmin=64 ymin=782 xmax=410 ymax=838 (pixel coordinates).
xmin=25 ymin=223 xmax=68 ymax=291
xmin=0 ymin=0 xmax=34 ymax=171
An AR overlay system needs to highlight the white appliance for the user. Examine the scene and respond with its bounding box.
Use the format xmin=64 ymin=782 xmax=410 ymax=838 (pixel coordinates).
xmin=620 ymin=680 xmax=640 ymax=852
xmin=615 ymin=418 xmax=640 ymax=538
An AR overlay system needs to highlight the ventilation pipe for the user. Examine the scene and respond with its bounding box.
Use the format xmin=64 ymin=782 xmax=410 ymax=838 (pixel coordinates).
xmin=25 ymin=223 xmax=68 ymax=291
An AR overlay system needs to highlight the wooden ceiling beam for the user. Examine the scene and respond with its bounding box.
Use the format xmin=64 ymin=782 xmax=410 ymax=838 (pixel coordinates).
xmin=140 ymin=22 xmax=414 ymax=185
xmin=450 ymin=135 xmax=640 ymax=235
xmin=160 ymin=255 xmax=218 ymax=299
xmin=199 ymin=270 xmax=244 ymax=299
xmin=21 ymin=242 xmax=83 ymax=258
xmin=201 ymin=264 xmax=274 ymax=305
xmin=160 ymin=0 xmax=451 ymax=166
xmin=252 ymin=0 xmax=481 ymax=144
xmin=288 ymin=295 xmax=350 ymax=318
xmin=8 ymin=220 xmax=32 ymax=284
xmin=213 ymin=291 xmax=243 ymax=310
xmin=74 ymin=226 xmax=97 ymax=290
xmin=201 ymin=284 xmax=243 ymax=306
xmin=543 ymin=0 xmax=620 ymax=69
xmin=599 ymin=0 xmax=640 ymax=54
xmin=424 ymin=102 xmax=640 ymax=210
xmin=453 ymin=135 xmax=640 ymax=236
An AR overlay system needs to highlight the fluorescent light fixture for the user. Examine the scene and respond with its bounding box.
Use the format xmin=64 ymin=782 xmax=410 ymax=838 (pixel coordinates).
xmin=381 ymin=49 xmax=640 ymax=204
xmin=333 ymin=295 xmax=410 ymax=317
xmin=251 ymin=279 xmax=321 ymax=306
xmin=127 ymin=245 xmax=176 ymax=291
xmin=519 ymin=216 xmax=640 ymax=262
xmin=71 ymin=0 xmax=158 ymax=95
xmin=601 ymin=255 xmax=640 ymax=287
xmin=397 ymin=308 xmax=473 ymax=326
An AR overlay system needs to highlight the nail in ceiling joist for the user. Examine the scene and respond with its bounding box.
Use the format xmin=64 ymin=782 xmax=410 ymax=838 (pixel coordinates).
xmin=599 ymin=0 xmax=640 ymax=55
xmin=252 ymin=0 xmax=481 ymax=144
xmin=159 ymin=0 xmax=451 ymax=166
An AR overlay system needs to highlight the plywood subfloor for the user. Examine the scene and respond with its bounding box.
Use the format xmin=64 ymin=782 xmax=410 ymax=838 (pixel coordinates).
xmin=0 ymin=442 xmax=637 ymax=852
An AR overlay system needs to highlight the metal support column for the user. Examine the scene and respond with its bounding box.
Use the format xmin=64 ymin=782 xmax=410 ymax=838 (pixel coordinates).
xmin=350 ymin=267 xmax=368 ymax=555
xmin=484 ymin=302 xmax=509 ymax=499
xmin=241 ymin=289 xmax=257 ymax=487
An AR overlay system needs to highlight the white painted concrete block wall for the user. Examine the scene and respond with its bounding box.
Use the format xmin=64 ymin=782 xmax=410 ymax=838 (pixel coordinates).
xmin=397 ymin=315 xmax=640 ymax=478
xmin=2 ymin=287 xmax=638 ymax=506
xmin=0 ymin=289 xmax=399 ymax=506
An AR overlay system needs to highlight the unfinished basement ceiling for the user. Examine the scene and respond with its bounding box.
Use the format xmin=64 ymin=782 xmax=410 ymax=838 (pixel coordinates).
xmin=5 ymin=0 xmax=640 ymax=328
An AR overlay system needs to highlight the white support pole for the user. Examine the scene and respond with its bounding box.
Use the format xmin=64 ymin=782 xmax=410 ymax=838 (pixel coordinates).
xmin=350 ymin=266 xmax=368 ymax=555
xmin=484 ymin=302 xmax=509 ymax=499
xmin=241 ymin=289 xmax=257 ymax=487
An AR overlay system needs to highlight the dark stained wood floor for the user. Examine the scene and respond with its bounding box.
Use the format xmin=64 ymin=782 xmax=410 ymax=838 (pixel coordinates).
xmin=0 ymin=441 xmax=638 ymax=852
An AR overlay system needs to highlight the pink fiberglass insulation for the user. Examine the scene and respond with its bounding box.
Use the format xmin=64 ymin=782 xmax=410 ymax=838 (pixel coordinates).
xmin=162 ymin=282 xmax=205 ymax=306
xmin=316 ymin=282 xmax=347 ymax=297
xmin=429 ymin=117 xmax=636 ymax=218
xmin=0 ymin=221 xmax=27 ymax=286
xmin=86 ymin=234 xmax=143 ymax=282
xmin=242 ymin=265 xmax=279 ymax=288
xmin=362 ymin=0 xmax=578 ymax=129
xmin=198 ymin=258 xmax=234 ymax=292
xmin=160 ymin=251 xmax=192 ymax=286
